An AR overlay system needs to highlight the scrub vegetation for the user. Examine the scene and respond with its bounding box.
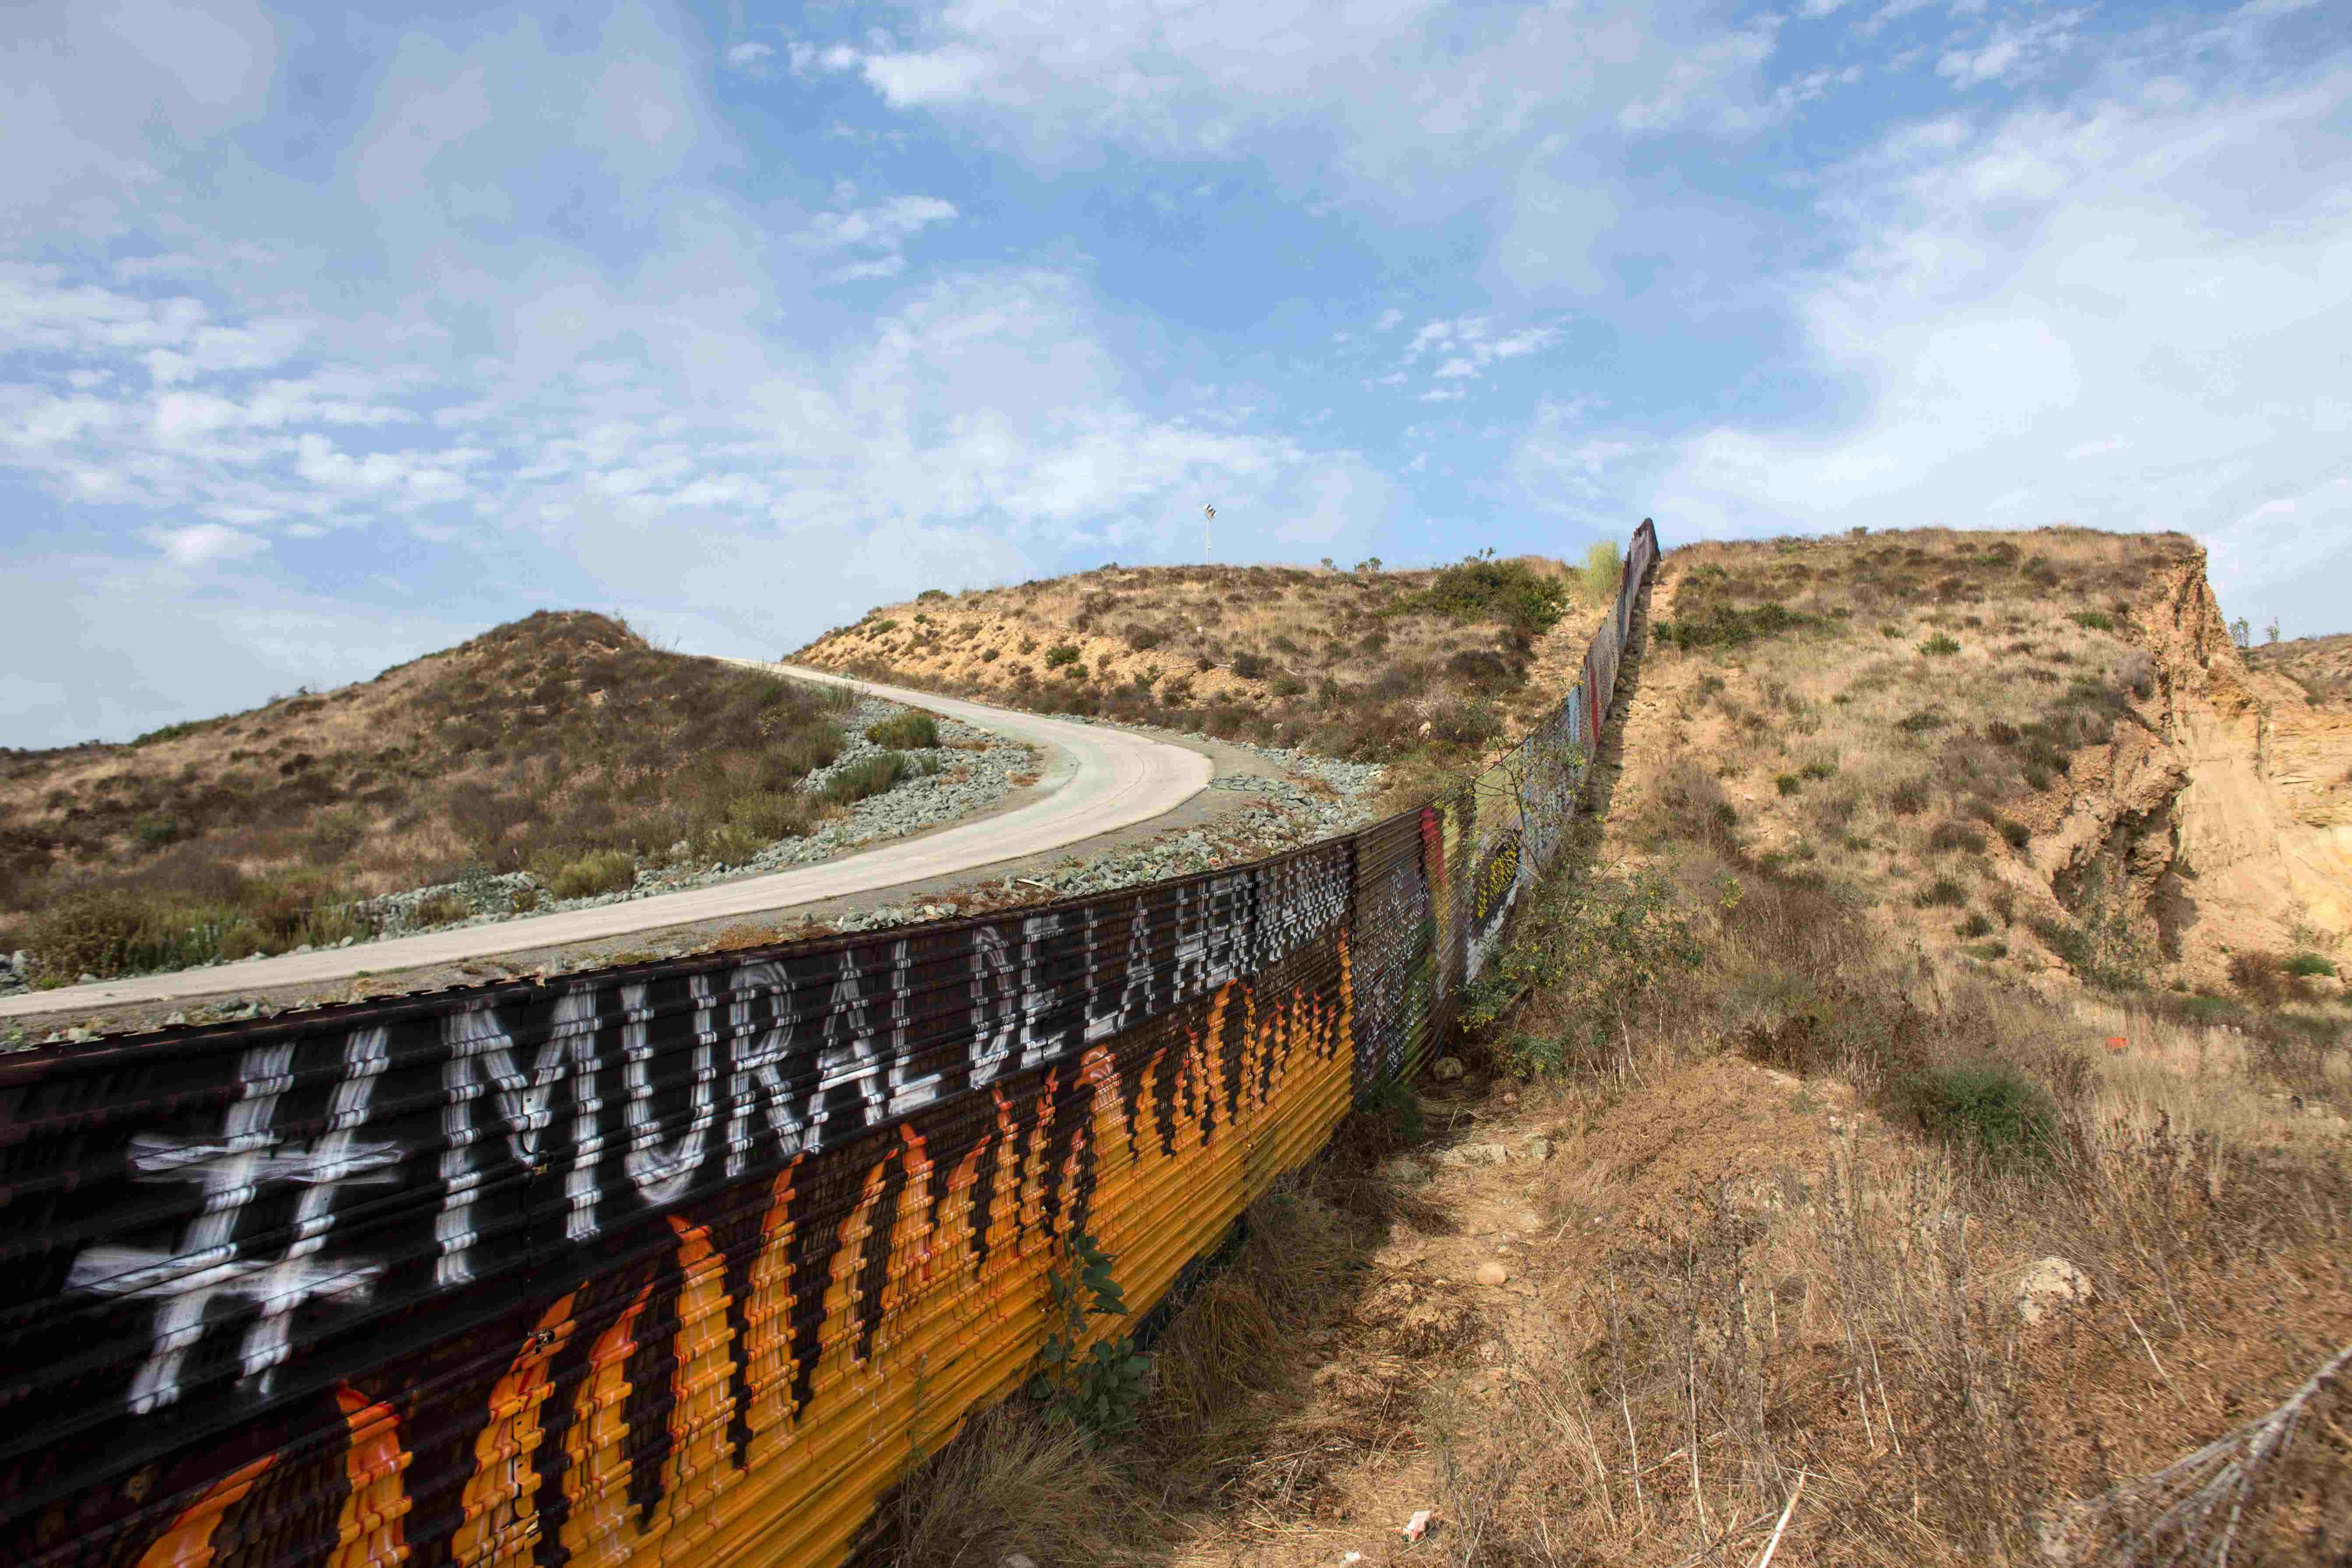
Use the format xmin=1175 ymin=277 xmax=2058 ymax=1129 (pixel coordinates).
xmin=797 ymin=544 xmax=1627 ymax=766
xmin=854 ymin=526 xmax=2352 ymax=1568
xmin=0 ymin=611 xmax=871 ymax=986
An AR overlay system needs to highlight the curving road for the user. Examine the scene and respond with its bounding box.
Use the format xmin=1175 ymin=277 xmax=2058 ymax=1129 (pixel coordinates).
xmin=0 ymin=664 xmax=1212 ymax=1020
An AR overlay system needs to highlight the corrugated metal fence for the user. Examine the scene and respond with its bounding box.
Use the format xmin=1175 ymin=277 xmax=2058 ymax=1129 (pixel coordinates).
xmin=0 ymin=519 xmax=1659 ymax=1568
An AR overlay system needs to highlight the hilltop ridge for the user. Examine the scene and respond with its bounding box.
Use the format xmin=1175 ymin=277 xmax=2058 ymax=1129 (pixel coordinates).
xmin=795 ymin=550 xmax=1625 ymax=761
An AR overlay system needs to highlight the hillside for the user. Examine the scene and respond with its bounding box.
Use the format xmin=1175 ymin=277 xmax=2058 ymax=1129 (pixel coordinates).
xmin=1603 ymin=526 xmax=2352 ymax=992
xmin=2246 ymin=629 xmax=2352 ymax=710
xmin=794 ymin=549 xmax=1624 ymax=761
xmin=864 ymin=525 xmax=2352 ymax=1568
xmin=0 ymin=613 xmax=923 ymax=987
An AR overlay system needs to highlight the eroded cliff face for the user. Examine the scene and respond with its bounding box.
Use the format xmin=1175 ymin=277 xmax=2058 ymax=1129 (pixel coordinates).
xmin=2044 ymin=548 xmax=2352 ymax=984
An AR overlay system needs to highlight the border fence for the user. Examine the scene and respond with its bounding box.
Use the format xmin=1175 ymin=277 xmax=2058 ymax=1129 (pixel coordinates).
xmin=0 ymin=520 xmax=1658 ymax=1568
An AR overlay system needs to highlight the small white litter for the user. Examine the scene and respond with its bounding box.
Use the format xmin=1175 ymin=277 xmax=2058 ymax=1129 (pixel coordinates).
xmin=1401 ymin=1509 xmax=1433 ymax=1541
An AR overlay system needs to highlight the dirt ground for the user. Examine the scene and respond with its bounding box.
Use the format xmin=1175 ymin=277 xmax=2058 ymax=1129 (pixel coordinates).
xmin=1150 ymin=1048 xmax=2352 ymax=1567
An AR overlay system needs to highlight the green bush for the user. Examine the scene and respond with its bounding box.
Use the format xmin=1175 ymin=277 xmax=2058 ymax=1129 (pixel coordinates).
xmin=1653 ymin=602 xmax=1823 ymax=654
xmin=1919 ymin=634 xmax=1961 ymax=657
xmin=820 ymin=751 xmax=935 ymax=805
xmin=2285 ymin=952 xmax=2338 ymax=979
xmin=2070 ymin=610 xmax=2116 ymax=632
xmin=1398 ymin=550 xmax=1571 ymax=635
xmin=979 ymin=647 xmax=1000 ymax=662
xmin=917 ymin=588 xmax=949 ymax=601
xmin=865 ymin=711 xmax=940 ymax=750
xmin=550 ymin=849 xmax=637 ymax=900
xmin=25 ymin=891 xmax=162 ymax=987
xmin=1927 ymin=820 xmax=1988 ymax=854
xmin=868 ymin=618 xmax=899 ymax=636
xmin=726 ymin=789 xmax=820 ymax=840
xmin=1997 ymin=818 xmax=2031 ymax=850
xmin=411 ymin=891 xmax=472 ymax=927
xmin=1461 ymin=870 xmax=1708 ymax=1062
xmin=1775 ymin=772 xmax=1803 ymax=796
xmin=1914 ymin=877 xmax=1968 ymax=908
xmin=697 ymin=822 xmax=762 ymax=866
xmin=1044 ymin=644 xmax=1082 ymax=669
xmin=1581 ymin=539 xmax=1623 ymax=606
xmin=1894 ymin=1060 xmax=2058 ymax=1166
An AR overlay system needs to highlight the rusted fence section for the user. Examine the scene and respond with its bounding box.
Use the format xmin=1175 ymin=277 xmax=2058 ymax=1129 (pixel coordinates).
xmin=0 ymin=520 xmax=1658 ymax=1568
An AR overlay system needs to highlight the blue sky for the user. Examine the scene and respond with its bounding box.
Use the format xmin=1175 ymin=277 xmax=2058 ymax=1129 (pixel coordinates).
xmin=4 ymin=0 xmax=2347 ymax=748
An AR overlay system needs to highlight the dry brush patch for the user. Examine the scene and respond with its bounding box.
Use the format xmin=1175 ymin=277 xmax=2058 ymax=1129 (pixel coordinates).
xmin=793 ymin=549 xmax=1622 ymax=764
xmin=1608 ymin=526 xmax=2306 ymax=994
xmin=1360 ymin=726 xmax=2352 ymax=1565
xmin=0 ymin=611 xmax=867 ymax=984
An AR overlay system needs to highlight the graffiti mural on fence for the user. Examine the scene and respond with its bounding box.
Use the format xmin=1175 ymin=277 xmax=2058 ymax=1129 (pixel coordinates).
xmin=2 ymin=852 xmax=1351 ymax=1568
xmin=1 ymin=521 xmax=1657 ymax=1568
xmin=1347 ymin=813 xmax=1441 ymax=1085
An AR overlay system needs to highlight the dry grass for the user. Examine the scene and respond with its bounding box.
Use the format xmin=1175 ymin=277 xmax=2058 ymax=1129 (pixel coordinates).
xmin=843 ymin=527 xmax=2352 ymax=1568
xmin=0 ymin=611 xmax=864 ymax=983
xmin=1616 ymin=526 xmax=2300 ymax=992
xmin=1148 ymin=808 xmax=2349 ymax=1566
xmin=794 ymin=552 xmax=1620 ymax=760
xmin=2245 ymin=631 xmax=2352 ymax=711
xmin=853 ymin=1169 xmax=1380 ymax=1567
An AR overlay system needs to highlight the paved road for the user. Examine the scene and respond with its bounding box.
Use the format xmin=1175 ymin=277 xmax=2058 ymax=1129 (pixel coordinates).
xmin=0 ymin=664 xmax=1212 ymax=1020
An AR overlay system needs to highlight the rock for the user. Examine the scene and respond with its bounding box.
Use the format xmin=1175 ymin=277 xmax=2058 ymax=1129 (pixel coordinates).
xmin=1433 ymin=1056 xmax=1465 ymax=1082
xmin=2017 ymin=1257 xmax=2094 ymax=1325
xmin=1524 ymin=1136 xmax=1554 ymax=1162
xmin=1475 ymin=1261 xmax=1509 ymax=1286
xmin=1516 ymin=1211 xmax=1543 ymax=1230
xmin=163 ymin=1011 xmax=187 ymax=1027
xmin=1377 ymin=1155 xmax=1432 ymax=1187
xmin=77 ymin=973 xmax=98 ymax=985
xmin=1003 ymin=1556 xmax=1039 ymax=1568
xmin=1434 ymin=1143 xmax=1511 ymax=1167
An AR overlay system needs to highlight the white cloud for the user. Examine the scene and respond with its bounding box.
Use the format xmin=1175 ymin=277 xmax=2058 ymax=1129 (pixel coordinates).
xmin=1391 ymin=312 xmax=1560 ymax=394
xmin=146 ymin=522 xmax=267 ymax=565
xmin=795 ymin=192 xmax=959 ymax=282
xmin=860 ymin=46 xmax=999 ymax=106
xmin=724 ymin=41 xmax=775 ymax=69
xmin=1599 ymin=60 xmax=2352 ymax=633
xmin=0 ymin=0 xmax=280 ymax=235
xmin=1935 ymin=11 xmax=2086 ymax=88
xmin=1617 ymin=24 xmax=1782 ymax=133
xmin=797 ymin=0 xmax=1788 ymax=208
